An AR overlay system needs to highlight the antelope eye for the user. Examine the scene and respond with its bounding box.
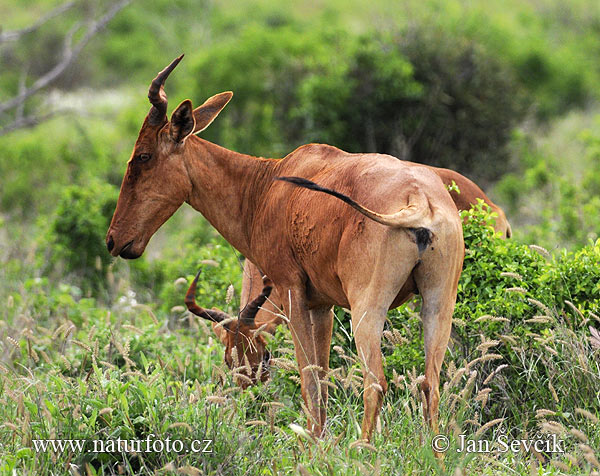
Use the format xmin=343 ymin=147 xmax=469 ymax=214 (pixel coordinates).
xmin=138 ymin=153 xmax=151 ymax=162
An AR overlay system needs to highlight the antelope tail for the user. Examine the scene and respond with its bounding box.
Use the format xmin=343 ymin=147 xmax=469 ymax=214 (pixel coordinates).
xmin=276 ymin=176 xmax=431 ymax=229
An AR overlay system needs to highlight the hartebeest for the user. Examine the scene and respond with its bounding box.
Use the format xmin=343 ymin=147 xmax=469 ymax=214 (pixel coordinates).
xmin=185 ymin=269 xmax=274 ymax=388
xmin=106 ymin=55 xmax=464 ymax=442
xmin=199 ymin=169 xmax=511 ymax=387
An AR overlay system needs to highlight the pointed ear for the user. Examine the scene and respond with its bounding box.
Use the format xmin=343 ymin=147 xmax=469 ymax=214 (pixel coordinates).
xmin=192 ymin=91 xmax=233 ymax=134
xmin=170 ymin=99 xmax=196 ymax=143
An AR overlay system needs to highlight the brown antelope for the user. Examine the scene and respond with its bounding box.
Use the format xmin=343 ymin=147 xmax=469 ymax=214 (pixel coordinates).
xmin=106 ymin=55 xmax=464 ymax=442
xmin=202 ymin=166 xmax=512 ymax=388
xmin=204 ymin=169 xmax=511 ymax=389
xmin=184 ymin=269 xmax=274 ymax=388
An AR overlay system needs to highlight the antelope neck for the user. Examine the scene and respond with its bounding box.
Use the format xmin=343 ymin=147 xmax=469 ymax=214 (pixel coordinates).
xmin=183 ymin=136 xmax=277 ymax=258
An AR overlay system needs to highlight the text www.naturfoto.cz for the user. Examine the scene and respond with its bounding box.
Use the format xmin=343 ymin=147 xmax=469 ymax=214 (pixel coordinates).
xmin=32 ymin=436 xmax=213 ymax=454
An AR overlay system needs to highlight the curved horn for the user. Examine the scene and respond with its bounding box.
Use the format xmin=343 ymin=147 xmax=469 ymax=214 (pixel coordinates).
xmin=185 ymin=269 xmax=231 ymax=323
xmin=148 ymin=54 xmax=184 ymax=126
xmin=240 ymin=275 xmax=273 ymax=326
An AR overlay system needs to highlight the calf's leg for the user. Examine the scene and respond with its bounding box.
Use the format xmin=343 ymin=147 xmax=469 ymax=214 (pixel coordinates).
xmin=283 ymin=289 xmax=334 ymax=436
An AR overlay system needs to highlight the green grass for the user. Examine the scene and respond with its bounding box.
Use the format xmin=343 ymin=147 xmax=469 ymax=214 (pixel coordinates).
xmin=1 ymin=224 xmax=599 ymax=475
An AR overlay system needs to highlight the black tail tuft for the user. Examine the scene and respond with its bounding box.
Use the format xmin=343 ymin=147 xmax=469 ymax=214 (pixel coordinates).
xmin=411 ymin=227 xmax=432 ymax=253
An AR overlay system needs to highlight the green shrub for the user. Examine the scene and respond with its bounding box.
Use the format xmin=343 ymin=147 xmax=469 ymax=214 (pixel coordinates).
xmin=192 ymin=24 xmax=335 ymax=158
xmin=300 ymin=29 xmax=525 ymax=182
xmin=383 ymin=202 xmax=600 ymax=427
xmin=192 ymin=24 xmax=524 ymax=181
xmin=38 ymin=180 xmax=118 ymax=294
xmin=496 ymin=124 xmax=600 ymax=249
xmin=141 ymin=235 xmax=245 ymax=317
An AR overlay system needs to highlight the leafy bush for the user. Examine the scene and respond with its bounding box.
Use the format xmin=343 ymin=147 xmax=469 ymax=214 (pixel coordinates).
xmin=38 ymin=180 xmax=118 ymax=294
xmin=496 ymin=123 xmax=600 ymax=249
xmin=192 ymin=24 xmax=335 ymax=158
xmin=383 ymin=202 xmax=600 ymax=427
xmin=193 ymin=24 xmax=525 ymax=181
xmin=300 ymin=29 xmax=525 ymax=182
xmin=0 ymin=115 xmax=134 ymax=217
xmin=151 ymin=236 xmax=244 ymax=317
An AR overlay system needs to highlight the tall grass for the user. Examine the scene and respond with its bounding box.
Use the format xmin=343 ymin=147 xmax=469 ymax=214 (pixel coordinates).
xmin=1 ymin=217 xmax=599 ymax=474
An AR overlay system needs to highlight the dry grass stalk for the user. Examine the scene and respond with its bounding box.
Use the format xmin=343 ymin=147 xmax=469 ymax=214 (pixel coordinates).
xmin=474 ymin=418 xmax=504 ymax=437
xmin=262 ymin=402 xmax=284 ymax=409
xmin=302 ymin=364 xmax=324 ymax=373
xmin=51 ymin=323 xmax=66 ymax=341
xmin=541 ymin=421 xmax=565 ymax=435
xmin=28 ymin=344 xmax=39 ymax=363
xmin=580 ymin=445 xmax=600 ymax=469
xmin=391 ymin=369 xmax=405 ymax=388
xmin=254 ymin=361 xmax=263 ymax=382
xmin=482 ymin=364 xmax=508 ymax=385
xmin=231 ymin=346 xmax=239 ymax=369
xmin=570 ymin=428 xmax=588 ymax=443
xmin=452 ymin=318 xmax=466 ymax=328
xmin=498 ymin=334 xmax=517 ymax=345
xmin=565 ymin=300 xmax=585 ymax=323
xmin=243 ymin=354 xmax=252 ymax=376
xmin=122 ymin=371 xmax=145 ymax=379
xmin=121 ymin=324 xmax=144 ymax=335
xmin=349 ymin=439 xmax=377 ymax=452
xmin=527 ymin=298 xmax=552 ymax=316
xmin=474 ymin=388 xmax=492 ymax=410
xmin=6 ymin=336 xmax=20 ymax=349
xmin=548 ymin=380 xmax=559 ymax=403
xmin=459 ymin=371 xmax=477 ymax=400
xmin=476 ymin=339 xmax=500 ymax=354
xmin=326 ymin=368 xmax=343 ymax=380
xmin=206 ymin=395 xmax=228 ymax=405
xmin=59 ymin=355 xmax=71 ymax=370
xmin=233 ymin=373 xmax=253 ymax=386
xmin=246 ymin=420 xmax=267 ymax=426
xmin=535 ymin=409 xmax=556 ymax=419
xmin=289 ymin=423 xmax=314 ymax=442
xmin=525 ymin=316 xmax=553 ymax=324
xmin=528 ymin=244 xmax=550 ymax=258
xmin=99 ymin=360 xmax=116 ymax=370
xmin=505 ymin=287 xmax=527 ymax=295
xmin=550 ymin=461 xmax=570 ymax=472
xmin=213 ymin=365 xmax=228 ymax=384
xmin=543 ymin=345 xmax=559 ymax=356
xmin=465 ymin=354 xmax=502 ymax=371
xmin=270 ymin=358 xmax=297 ymax=372
xmin=446 ymin=367 xmax=467 ymax=391
xmin=39 ymin=350 xmax=52 ymax=365
xmin=500 ymin=272 xmax=523 ymax=280
xmin=575 ymin=408 xmax=599 ymax=424
xmin=71 ymin=339 xmax=91 ymax=352
xmin=225 ymin=284 xmax=235 ymax=304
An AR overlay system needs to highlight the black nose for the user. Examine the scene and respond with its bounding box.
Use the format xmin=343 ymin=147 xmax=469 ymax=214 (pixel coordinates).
xmin=106 ymin=235 xmax=114 ymax=252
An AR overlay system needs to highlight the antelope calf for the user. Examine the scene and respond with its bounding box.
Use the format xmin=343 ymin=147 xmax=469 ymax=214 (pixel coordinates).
xmin=185 ymin=269 xmax=274 ymax=388
xmin=106 ymin=56 xmax=464 ymax=442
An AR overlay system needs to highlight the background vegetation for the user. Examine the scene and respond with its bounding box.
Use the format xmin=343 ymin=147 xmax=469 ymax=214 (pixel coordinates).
xmin=1 ymin=0 xmax=599 ymax=474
